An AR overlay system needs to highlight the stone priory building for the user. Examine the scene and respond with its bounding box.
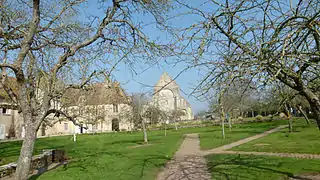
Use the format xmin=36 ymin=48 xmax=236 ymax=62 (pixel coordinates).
xmin=152 ymin=72 xmax=193 ymax=120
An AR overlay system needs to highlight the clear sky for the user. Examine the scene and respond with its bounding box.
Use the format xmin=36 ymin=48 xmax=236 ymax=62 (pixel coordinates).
xmin=84 ymin=0 xmax=211 ymax=114
xmin=113 ymin=59 xmax=209 ymax=114
xmin=82 ymin=0 xmax=302 ymax=114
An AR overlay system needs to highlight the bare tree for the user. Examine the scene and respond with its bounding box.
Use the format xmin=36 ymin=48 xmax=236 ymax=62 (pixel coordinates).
xmin=297 ymin=103 xmax=310 ymax=124
xmin=130 ymin=93 xmax=151 ymax=143
xmin=291 ymin=94 xmax=311 ymax=124
xmin=277 ymin=85 xmax=296 ymax=132
xmin=143 ymin=104 xmax=166 ymax=125
xmin=0 ymin=0 xmax=170 ymax=179
xmin=168 ymin=109 xmax=185 ymax=130
xmin=175 ymin=0 xmax=320 ymax=129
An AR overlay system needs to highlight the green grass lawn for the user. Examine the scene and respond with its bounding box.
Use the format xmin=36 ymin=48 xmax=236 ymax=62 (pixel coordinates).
xmin=232 ymin=118 xmax=320 ymax=154
xmin=0 ymin=120 xmax=289 ymax=179
xmin=206 ymin=154 xmax=320 ymax=180
xmin=1 ymin=131 xmax=183 ymax=180
xmin=199 ymin=120 xmax=287 ymax=150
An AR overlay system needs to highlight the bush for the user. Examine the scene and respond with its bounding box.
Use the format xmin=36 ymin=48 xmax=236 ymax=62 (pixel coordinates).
xmin=279 ymin=112 xmax=287 ymax=119
xmin=255 ymin=115 xmax=264 ymax=121
xmin=267 ymin=114 xmax=273 ymax=121
xmin=237 ymin=117 xmax=244 ymax=122
xmin=201 ymin=120 xmax=213 ymax=125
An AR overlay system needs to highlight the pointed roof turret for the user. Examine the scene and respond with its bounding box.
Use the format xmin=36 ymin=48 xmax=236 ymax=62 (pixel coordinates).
xmin=154 ymin=72 xmax=180 ymax=96
xmin=155 ymin=72 xmax=178 ymax=87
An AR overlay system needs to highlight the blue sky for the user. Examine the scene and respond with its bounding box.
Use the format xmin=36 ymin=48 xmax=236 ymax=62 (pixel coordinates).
xmin=113 ymin=59 xmax=209 ymax=113
xmin=83 ymin=0 xmax=211 ymax=113
xmin=113 ymin=1 xmax=211 ymax=113
xmin=81 ymin=0 xmax=302 ymax=114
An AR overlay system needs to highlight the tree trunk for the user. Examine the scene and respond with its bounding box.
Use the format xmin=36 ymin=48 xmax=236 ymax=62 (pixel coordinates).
xmin=141 ymin=118 xmax=148 ymax=143
xmin=174 ymin=119 xmax=178 ymax=131
xmin=220 ymin=106 xmax=225 ymax=140
xmin=164 ymin=123 xmax=167 ymax=136
xmin=297 ymin=105 xmax=310 ymax=124
xmin=309 ymin=100 xmax=320 ymax=129
xmin=221 ymin=116 xmax=225 ymax=139
xmin=240 ymin=98 xmax=243 ymax=117
xmin=289 ymin=116 xmax=293 ymax=133
xmin=302 ymin=89 xmax=320 ymax=130
xmin=284 ymin=104 xmax=293 ymax=133
xmin=227 ymin=114 xmax=232 ymax=131
xmin=15 ymin=124 xmax=37 ymax=180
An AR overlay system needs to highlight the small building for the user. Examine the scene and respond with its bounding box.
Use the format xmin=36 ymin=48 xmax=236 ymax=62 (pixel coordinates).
xmin=39 ymin=81 xmax=134 ymax=136
xmin=0 ymin=78 xmax=133 ymax=140
xmin=0 ymin=78 xmax=24 ymax=140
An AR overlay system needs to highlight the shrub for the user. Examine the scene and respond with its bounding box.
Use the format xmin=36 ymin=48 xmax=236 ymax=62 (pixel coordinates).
xmin=201 ymin=120 xmax=212 ymax=125
xmin=237 ymin=117 xmax=244 ymax=122
xmin=279 ymin=112 xmax=287 ymax=119
xmin=255 ymin=115 xmax=264 ymax=121
xmin=267 ymin=114 xmax=273 ymax=121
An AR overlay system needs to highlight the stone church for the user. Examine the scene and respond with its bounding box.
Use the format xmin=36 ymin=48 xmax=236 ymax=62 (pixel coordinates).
xmin=151 ymin=72 xmax=193 ymax=120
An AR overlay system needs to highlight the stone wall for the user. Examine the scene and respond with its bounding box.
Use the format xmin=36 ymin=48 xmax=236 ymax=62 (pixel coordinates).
xmin=0 ymin=149 xmax=66 ymax=179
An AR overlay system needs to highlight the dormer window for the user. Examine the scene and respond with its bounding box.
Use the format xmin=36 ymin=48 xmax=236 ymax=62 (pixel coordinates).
xmin=64 ymin=123 xmax=68 ymax=131
xmin=1 ymin=108 xmax=9 ymax=115
xmin=113 ymin=104 xmax=118 ymax=113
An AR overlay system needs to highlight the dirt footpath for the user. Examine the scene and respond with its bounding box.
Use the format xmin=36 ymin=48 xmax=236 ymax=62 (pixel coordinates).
xmin=156 ymin=134 xmax=211 ymax=180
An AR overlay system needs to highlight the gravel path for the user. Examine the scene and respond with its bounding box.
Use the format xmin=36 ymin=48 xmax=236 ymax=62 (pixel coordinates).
xmin=156 ymin=134 xmax=211 ymax=180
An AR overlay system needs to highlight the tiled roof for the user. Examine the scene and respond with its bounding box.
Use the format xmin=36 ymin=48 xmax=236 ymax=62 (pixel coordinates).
xmin=63 ymin=82 xmax=130 ymax=106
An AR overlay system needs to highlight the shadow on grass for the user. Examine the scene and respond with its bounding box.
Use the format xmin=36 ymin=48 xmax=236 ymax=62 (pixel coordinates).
xmin=29 ymin=162 xmax=66 ymax=180
xmin=207 ymin=154 xmax=315 ymax=180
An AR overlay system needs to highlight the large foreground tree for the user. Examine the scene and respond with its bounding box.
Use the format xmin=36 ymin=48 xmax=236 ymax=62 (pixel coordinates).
xmin=0 ymin=0 xmax=169 ymax=179
xmin=176 ymin=0 xmax=320 ymax=129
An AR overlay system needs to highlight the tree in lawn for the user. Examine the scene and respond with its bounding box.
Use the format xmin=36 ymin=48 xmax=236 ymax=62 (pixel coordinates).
xmin=270 ymin=83 xmax=312 ymax=127
xmin=168 ymin=109 xmax=185 ymax=130
xmin=293 ymin=95 xmax=312 ymax=124
xmin=220 ymin=79 xmax=256 ymax=118
xmin=143 ymin=104 xmax=166 ymax=125
xmin=206 ymin=74 xmax=234 ymax=139
xmin=0 ymin=0 xmax=170 ymax=179
xmin=143 ymin=104 xmax=168 ymax=136
xmin=277 ymin=84 xmax=296 ymax=132
xmin=224 ymin=79 xmax=255 ymax=118
xmin=175 ymin=0 xmax=320 ymax=129
xmin=130 ymin=93 xmax=151 ymax=143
